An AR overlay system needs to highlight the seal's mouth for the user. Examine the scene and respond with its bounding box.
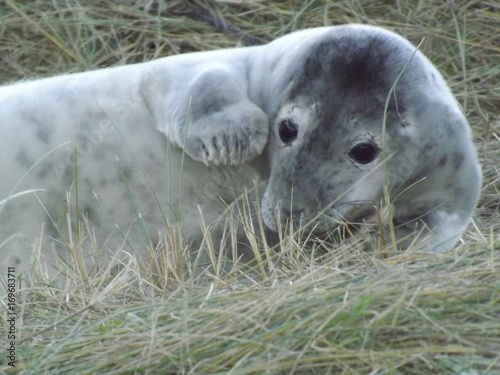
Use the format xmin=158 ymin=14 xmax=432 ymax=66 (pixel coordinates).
xmin=310 ymin=209 xmax=378 ymax=239
xmin=266 ymin=203 xmax=378 ymax=237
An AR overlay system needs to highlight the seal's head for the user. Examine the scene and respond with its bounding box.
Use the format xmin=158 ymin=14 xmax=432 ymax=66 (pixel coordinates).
xmin=261 ymin=25 xmax=481 ymax=250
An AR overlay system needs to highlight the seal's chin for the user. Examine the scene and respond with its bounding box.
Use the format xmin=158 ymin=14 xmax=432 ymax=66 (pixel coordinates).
xmin=305 ymin=209 xmax=378 ymax=239
xmin=338 ymin=205 xmax=379 ymax=226
xmin=263 ymin=203 xmax=378 ymax=238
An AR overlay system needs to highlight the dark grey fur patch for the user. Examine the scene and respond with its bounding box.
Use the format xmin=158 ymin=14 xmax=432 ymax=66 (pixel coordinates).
xmin=21 ymin=112 xmax=52 ymax=143
xmin=452 ymin=152 xmax=464 ymax=171
xmin=118 ymin=163 xmax=135 ymax=183
xmin=82 ymin=204 xmax=98 ymax=223
xmin=44 ymin=218 xmax=61 ymax=240
xmin=15 ymin=150 xmax=34 ymax=168
xmin=453 ymin=187 xmax=463 ymax=199
xmin=289 ymin=30 xmax=415 ymax=112
xmin=35 ymin=125 xmax=51 ymax=143
xmin=437 ymin=155 xmax=448 ymax=167
xmin=61 ymin=164 xmax=75 ymax=186
xmin=36 ymin=164 xmax=53 ymax=180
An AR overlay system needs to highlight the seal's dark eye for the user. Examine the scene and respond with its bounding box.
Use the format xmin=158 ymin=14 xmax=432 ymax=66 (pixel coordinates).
xmin=348 ymin=142 xmax=380 ymax=164
xmin=279 ymin=119 xmax=299 ymax=144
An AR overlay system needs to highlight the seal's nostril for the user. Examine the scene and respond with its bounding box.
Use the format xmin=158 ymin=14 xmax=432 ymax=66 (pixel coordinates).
xmin=281 ymin=207 xmax=291 ymax=217
xmin=280 ymin=207 xmax=304 ymax=220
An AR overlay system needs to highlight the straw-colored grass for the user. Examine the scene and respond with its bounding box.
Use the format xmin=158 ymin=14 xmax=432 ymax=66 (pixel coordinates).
xmin=1 ymin=0 xmax=499 ymax=374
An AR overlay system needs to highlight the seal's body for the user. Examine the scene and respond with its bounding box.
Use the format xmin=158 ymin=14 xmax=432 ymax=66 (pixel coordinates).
xmin=0 ymin=25 xmax=481 ymax=275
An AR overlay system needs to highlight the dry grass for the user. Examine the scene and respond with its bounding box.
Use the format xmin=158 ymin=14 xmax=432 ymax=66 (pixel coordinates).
xmin=1 ymin=0 xmax=499 ymax=374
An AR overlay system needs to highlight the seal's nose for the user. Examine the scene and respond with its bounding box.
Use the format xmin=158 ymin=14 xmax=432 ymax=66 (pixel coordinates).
xmin=279 ymin=207 xmax=305 ymax=226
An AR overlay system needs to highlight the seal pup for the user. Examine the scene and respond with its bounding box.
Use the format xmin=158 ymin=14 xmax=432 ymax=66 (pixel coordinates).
xmin=0 ymin=24 xmax=481 ymax=276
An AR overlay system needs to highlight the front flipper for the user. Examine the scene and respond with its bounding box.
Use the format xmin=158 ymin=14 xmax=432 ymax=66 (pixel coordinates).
xmin=388 ymin=208 xmax=469 ymax=251
xmin=178 ymin=68 xmax=268 ymax=166
xmin=388 ymin=173 xmax=481 ymax=251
